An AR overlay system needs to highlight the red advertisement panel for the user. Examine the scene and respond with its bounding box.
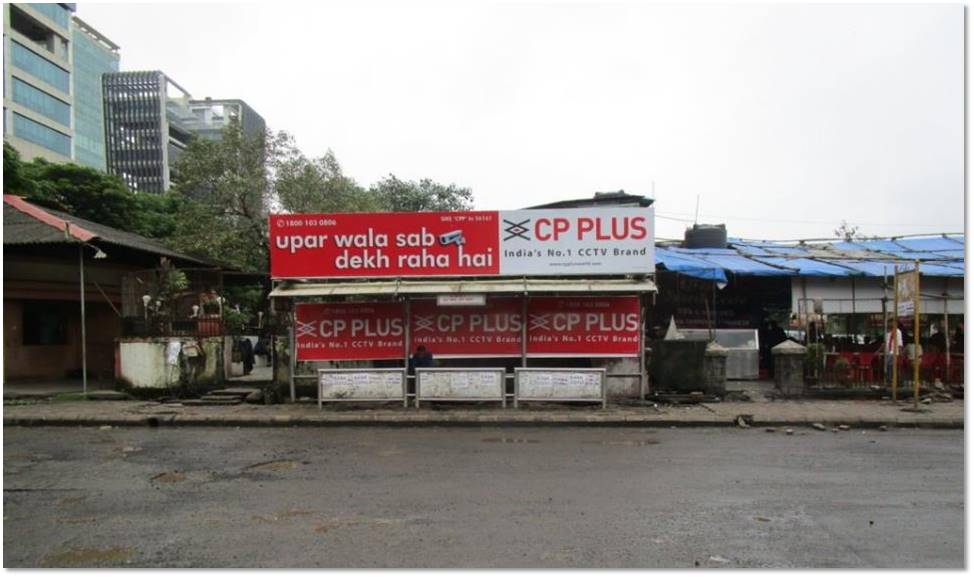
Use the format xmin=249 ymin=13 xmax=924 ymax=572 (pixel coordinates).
xmin=270 ymin=212 xmax=500 ymax=279
xmin=295 ymin=302 xmax=405 ymax=361
xmin=410 ymin=298 xmax=523 ymax=357
xmin=527 ymin=296 xmax=641 ymax=357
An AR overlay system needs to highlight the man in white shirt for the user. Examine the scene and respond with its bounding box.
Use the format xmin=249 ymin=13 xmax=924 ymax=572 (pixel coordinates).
xmin=885 ymin=321 xmax=903 ymax=384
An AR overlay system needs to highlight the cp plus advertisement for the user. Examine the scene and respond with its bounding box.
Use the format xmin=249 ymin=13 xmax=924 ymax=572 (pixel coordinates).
xmin=295 ymin=297 xmax=641 ymax=360
xmin=410 ymin=297 xmax=523 ymax=357
xmin=527 ymin=296 xmax=641 ymax=356
xmin=269 ymin=207 xmax=654 ymax=278
xmin=295 ymin=302 xmax=405 ymax=361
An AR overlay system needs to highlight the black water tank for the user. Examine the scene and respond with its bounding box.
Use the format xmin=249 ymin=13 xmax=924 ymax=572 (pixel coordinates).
xmin=684 ymin=224 xmax=728 ymax=249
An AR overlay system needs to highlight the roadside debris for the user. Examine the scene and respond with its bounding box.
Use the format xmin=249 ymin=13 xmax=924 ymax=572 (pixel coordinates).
xmin=878 ymin=425 xmax=888 ymax=431
xmin=785 ymin=428 xmax=794 ymax=435
xmin=812 ymin=423 xmax=827 ymax=431
xmin=735 ymin=415 xmax=753 ymax=428
xmin=764 ymin=427 xmax=777 ymax=433
xmin=98 ymin=425 xmax=112 ymax=431
xmin=838 ymin=425 xmax=850 ymax=431
xmin=709 ymin=555 xmax=731 ymax=564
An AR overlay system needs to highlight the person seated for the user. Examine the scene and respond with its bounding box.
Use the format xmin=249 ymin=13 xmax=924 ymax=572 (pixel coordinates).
xmin=408 ymin=346 xmax=434 ymax=373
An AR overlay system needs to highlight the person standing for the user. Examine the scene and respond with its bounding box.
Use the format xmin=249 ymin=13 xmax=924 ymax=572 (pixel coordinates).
xmin=885 ymin=320 xmax=903 ymax=384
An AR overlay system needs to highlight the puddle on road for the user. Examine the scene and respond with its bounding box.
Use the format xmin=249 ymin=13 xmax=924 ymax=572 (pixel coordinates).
xmin=243 ymin=459 xmax=300 ymax=472
xmin=481 ymin=438 xmax=540 ymax=444
xmin=150 ymin=471 xmax=186 ymax=483
xmin=41 ymin=547 xmax=135 ymax=567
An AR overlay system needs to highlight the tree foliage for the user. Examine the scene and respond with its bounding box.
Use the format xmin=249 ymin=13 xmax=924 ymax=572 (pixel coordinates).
xmin=5 ymin=122 xmax=477 ymax=274
xmin=168 ymin=120 xmax=277 ymax=271
xmin=370 ymin=174 xmax=474 ymax=212
xmin=275 ymin=148 xmax=378 ymax=213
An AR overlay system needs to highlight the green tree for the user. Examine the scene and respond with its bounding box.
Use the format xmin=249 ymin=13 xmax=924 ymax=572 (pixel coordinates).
xmin=3 ymin=142 xmax=35 ymax=195
xmin=169 ymin=120 xmax=275 ymax=271
xmin=19 ymin=157 xmax=145 ymax=232
xmin=370 ymin=174 xmax=474 ymax=212
xmin=275 ymin=149 xmax=379 ymax=213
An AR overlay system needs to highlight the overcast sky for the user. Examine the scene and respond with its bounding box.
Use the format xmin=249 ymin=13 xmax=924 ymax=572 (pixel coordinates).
xmin=81 ymin=2 xmax=964 ymax=241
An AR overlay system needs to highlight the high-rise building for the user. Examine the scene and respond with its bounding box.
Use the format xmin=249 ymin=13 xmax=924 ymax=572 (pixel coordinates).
xmin=70 ymin=15 xmax=118 ymax=171
xmin=3 ymin=3 xmax=75 ymax=163
xmin=104 ymin=71 xmax=267 ymax=192
xmin=186 ymin=98 xmax=266 ymax=141
xmin=102 ymin=70 xmax=195 ymax=193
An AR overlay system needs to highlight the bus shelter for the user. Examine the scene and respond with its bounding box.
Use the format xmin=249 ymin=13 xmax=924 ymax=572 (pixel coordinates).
xmin=268 ymin=207 xmax=657 ymax=406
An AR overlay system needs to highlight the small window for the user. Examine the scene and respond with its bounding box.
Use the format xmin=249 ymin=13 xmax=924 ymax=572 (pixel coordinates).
xmin=23 ymin=301 xmax=68 ymax=346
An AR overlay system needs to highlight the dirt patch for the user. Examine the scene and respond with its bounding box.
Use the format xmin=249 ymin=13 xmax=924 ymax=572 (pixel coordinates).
xmin=58 ymin=495 xmax=87 ymax=507
xmin=314 ymin=516 xmax=401 ymax=534
xmin=150 ymin=471 xmax=186 ymax=483
xmin=481 ymin=438 xmax=540 ymax=444
xmin=243 ymin=459 xmax=299 ymax=472
xmin=41 ymin=547 xmax=135 ymax=567
xmin=59 ymin=516 xmax=98 ymax=525
xmin=582 ymin=439 xmax=660 ymax=446
xmin=252 ymin=510 xmax=314 ymax=523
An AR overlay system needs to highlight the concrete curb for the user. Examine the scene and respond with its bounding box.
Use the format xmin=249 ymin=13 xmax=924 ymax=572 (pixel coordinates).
xmin=3 ymin=415 xmax=964 ymax=429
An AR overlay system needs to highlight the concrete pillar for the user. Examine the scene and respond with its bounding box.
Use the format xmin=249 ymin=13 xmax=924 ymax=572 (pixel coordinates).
xmin=773 ymin=340 xmax=807 ymax=397
xmin=703 ymin=341 xmax=728 ymax=395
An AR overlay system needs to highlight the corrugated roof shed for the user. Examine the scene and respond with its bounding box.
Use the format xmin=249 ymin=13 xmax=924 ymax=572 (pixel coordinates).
xmin=3 ymin=195 xmax=210 ymax=266
xmin=656 ymin=234 xmax=965 ymax=280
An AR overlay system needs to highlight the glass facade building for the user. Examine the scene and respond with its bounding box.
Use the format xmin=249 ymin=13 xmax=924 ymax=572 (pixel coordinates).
xmin=11 ymin=77 xmax=70 ymax=127
xmin=10 ymin=40 xmax=71 ymax=93
xmin=71 ymin=16 xmax=119 ymax=170
xmin=4 ymin=4 xmax=74 ymax=162
xmin=12 ymin=112 xmax=71 ymax=157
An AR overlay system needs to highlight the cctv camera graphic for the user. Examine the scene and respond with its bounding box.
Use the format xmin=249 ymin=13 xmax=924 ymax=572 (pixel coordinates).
xmin=439 ymin=230 xmax=466 ymax=247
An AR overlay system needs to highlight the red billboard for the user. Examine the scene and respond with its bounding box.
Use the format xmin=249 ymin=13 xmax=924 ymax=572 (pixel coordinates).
xmin=295 ymin=297 xmax=641 ymax=360
xmin=527 ymin=296 xmax=641 ymax=357
xmin=271 ymin=212 xmax=500 ymax=279
xmin=269 ymin=207 xmax=655 ymax=278
xmin=295 ymin=302 xmax=405 ymax=361
xmin=410 ymin=297 xmax=523 ymax=357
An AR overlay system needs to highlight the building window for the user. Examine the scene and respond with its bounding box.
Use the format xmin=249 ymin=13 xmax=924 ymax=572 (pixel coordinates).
xmin=10 ymin=41 xmax=70 ymax=94
xmin=12 ymin=112 xmax=72 ymax=157
xmin=28 ymin=3 xmax=70 ymax=29
xmin=11 ymin=78 xmax=70 ymax=127
xmin=22 ymin=302 xmax=68 ymax=346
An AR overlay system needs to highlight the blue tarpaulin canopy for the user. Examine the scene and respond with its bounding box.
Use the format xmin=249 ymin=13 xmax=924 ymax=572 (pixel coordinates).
xmin=654 ymin=234 xmax=965 ymax=281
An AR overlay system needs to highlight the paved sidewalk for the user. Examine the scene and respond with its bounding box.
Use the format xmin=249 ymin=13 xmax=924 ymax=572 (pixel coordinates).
xmin=2 ymin=398 xmax=964 ymax=428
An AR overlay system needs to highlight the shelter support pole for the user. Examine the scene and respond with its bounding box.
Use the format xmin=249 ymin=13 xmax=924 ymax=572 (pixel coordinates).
xmin=639 ymin=293 xmax=647 ymax=399
xmin=404 ymin=297 xmax=412 ymax=396
xmin=79 ymin=244 xmax=88 ymax=396
xmin=913 ymin=261 xmax=920 ymax=409
xmin=289 ymin=306 xmax=296 ymax=403
xmin=520 ymin=294 xmax=528 ymax=368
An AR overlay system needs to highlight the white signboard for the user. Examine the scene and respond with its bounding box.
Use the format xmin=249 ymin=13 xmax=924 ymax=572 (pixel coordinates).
xmin=896 ymin=268 xmax=918 ymax=317
xmin=415 ymin=368 xmax=506 ymax=407
xmin=499 ymin=206 xmax=655 ymax=276
xmin=514 ymin=368 xmax=606 ymax=408
xmin=437 ymin=294 xmax=487 ymax=307
xmin=318 ymin=369 xmax=407 ymax=407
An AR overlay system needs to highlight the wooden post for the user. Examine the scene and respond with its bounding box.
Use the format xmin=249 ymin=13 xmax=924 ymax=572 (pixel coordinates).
xmin=892 ymin=266 xmax=899 ymax=402
xmin=913 ymin=261 xmax=920 ymax=409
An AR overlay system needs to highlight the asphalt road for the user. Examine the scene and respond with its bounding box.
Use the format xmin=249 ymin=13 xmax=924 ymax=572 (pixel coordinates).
xmin=2 ymin=426 xmax=964 ymax=568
